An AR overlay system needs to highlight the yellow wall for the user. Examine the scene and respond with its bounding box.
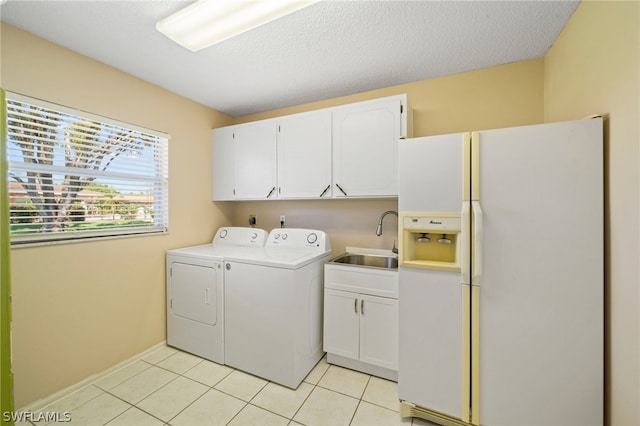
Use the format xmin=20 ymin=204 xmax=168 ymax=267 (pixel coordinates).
xmin=232 ymin=59 xmax=545 ymax=254
xmin=544 ymin=2 xmax=640 ymax=425
xmin=237 ymin=58 xmax=544 ymax=136
xmin=1 ymin=22 xmax=234 ymax=407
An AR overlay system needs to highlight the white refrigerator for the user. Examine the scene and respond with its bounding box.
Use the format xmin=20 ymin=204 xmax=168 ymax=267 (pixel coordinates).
xmin=397 ymin=118 xmax=603 ymax=426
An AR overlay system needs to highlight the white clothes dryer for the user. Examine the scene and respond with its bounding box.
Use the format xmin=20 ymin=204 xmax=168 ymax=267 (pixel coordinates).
xmin=224 ymin=228 xmax=332 ymax=388
xmin=166 ymin=227 xmax=267 ymax=364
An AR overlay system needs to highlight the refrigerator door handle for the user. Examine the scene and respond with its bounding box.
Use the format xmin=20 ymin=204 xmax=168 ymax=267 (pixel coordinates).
xmin=461 ymin=203 xmax=471 ymax=285
xmin=472 ymin=201 xmax=483 ymax=285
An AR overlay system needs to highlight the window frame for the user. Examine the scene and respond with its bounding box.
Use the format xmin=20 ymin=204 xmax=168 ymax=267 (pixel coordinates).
xmin=5 ymin=92 xmax=169 ymax=247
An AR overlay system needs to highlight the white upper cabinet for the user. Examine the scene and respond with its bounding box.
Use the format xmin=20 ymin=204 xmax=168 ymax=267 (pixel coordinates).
xmin=211 ymin=126 xmax=236 ymax=201
xmin=234 ymin=120 xmax=278 ymax=200
xmin=211 ymin=94 xmax=409 ymax=201
xmin=332 ymin=95 xmax=407 ymax=198
xmin=277 ymin=110 xmax=332 ymax=199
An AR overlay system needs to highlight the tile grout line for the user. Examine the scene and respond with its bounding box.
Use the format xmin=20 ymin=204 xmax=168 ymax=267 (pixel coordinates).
xmin=287 ymin=361 xmax=332 ymax=424
xmin=40 ymin=347 xmax=405 ymax=426
xmin=349 ymin=375 xmax=373 ymax=426
xmin=147 ymin=354 xmax=399 ymax=425
xmin=93 ymin=359 xmax=155 ymax=393
xmin=154 ymin=356 xmax=236 ymax=426
xmin=225 ymin=378 xmax=273 ymax=426
xmin=100 ymin=372 xmax=186 ymax=426
xmin=97 ymin=350 xmax=201 ymax=425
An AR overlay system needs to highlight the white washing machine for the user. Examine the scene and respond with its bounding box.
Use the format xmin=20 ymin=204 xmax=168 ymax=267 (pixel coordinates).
xmin=166 ymin=227 xmax=267 ymax=364
xmin=224 ymin=228 xmax=332 ymax=388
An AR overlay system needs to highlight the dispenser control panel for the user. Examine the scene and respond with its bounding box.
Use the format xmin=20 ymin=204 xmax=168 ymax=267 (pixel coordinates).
xmin=403 ymin=216 xmax=460 ymax=232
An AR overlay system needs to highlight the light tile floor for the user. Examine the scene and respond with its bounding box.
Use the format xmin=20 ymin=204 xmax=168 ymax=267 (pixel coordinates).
xmin=22 ymin=345 xmax=438 ymax=426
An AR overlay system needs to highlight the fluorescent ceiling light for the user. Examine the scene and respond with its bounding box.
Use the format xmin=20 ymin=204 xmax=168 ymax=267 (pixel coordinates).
xmin=156 ymin=0 xmax=320 ymax=52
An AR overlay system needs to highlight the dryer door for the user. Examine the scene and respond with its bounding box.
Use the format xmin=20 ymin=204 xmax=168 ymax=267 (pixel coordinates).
xmin=169 ymin=261 xmax=218 ymax=326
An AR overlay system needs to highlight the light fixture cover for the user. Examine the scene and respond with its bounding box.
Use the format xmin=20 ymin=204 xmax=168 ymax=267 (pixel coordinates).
xmin=156 ymin=0 xmax=320 ymax=52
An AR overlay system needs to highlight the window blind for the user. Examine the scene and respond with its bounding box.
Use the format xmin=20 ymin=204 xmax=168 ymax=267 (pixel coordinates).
xmin=5 ymin=92 xmax=169 ymax=246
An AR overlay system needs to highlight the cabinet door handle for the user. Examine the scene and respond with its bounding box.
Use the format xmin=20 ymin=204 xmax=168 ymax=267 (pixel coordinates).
xmin=354 ymin=298 xmax=358 ymax=314
xmin=319 ymin=184 xmax=331 ymax=198
xmin=361 ymin=299 xmax=365 ymax=315
xmin=266 ymin=186 xmax=276 ymax=198
xmin=336 ymin=183 xmax=348 ymax=196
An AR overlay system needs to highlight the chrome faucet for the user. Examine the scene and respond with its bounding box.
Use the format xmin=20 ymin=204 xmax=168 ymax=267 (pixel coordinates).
xmin=376 ymin=210 xmax=399 ymax=254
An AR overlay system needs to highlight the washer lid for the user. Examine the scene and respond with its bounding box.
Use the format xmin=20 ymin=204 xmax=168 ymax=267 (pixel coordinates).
xmin=225 ymin=247 xmax=331 ymax=269
xmin=166 ymin=244 xmax=224 ymax=260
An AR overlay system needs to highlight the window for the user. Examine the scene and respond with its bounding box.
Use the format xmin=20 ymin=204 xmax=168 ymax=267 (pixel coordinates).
xmin=5 ymin=92 xmax=169 ymax=246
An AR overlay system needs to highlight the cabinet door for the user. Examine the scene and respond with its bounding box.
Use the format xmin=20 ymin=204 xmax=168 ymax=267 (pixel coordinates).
xmin=323 ymin=289 xmax=360 ymax=360
xmin=277 ymin=111 xmax=332 ymax=199
xmin=234 ymin=120 xmax=277 ymax=200
xmin=212 ymin=126 xmax=236 ymax=201
xmin=359 ymin=294 xmax=398 ymax=370
xmin=332 ymin=96 xmax=404 ymax=197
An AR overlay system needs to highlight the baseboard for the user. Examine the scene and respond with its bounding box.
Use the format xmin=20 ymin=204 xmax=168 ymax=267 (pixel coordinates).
xmin=326 ymin=353 xmax=398 ymax=382
xmin=19 ymin=340 xmax=167 ymax=412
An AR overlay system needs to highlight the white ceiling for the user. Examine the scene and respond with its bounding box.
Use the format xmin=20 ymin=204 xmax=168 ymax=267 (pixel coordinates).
xmin=0 ymin=0 xmax=579 ymax=118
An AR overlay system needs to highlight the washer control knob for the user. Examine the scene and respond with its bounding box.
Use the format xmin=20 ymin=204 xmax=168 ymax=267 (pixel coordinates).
xmin=282 ymin=234 xmax=288 ymax=240
xmin=251 ymin=232 xmax=258 ymax=239
xmin=274 ymin=233 xmax=280 ymax=239
xmin=219 ymin=229 xmax=228 ymax=238
xmin=307 ymin=233 xmax=318 ymax=244
xmin=225 ymin=263 xmax=231 ymax=270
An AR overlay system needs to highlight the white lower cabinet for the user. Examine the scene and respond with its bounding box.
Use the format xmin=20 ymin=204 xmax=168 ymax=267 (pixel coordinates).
xmin=324 ymin=289 xmax=398 ymax=370
xmin=358 ymin=293 xmax=398 ymax=370
xmin=323 ymin=262 xmax=399 ymax=380
xmin=324 ymin=289 xmax=361 ymax=360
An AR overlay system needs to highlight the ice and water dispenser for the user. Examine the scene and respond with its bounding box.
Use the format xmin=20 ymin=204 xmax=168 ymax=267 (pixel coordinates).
xmin=399 ymin=213 xmax=462 ymax=271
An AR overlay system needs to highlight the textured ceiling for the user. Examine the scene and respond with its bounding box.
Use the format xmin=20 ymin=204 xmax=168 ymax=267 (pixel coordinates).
xmin=0 ymin=0 xmax=579 ymax=117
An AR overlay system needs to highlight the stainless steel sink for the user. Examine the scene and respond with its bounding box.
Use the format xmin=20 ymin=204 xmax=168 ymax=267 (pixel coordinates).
xmin=330 ymin=253 xmax=398 ymax=270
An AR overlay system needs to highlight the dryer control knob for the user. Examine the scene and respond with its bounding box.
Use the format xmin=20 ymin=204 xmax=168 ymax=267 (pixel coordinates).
xmin=274 ymin=233 xmax=280 ymax=239
xmin=226 ymin=263 xmax=231 ymax=270
xmin=220 ymin=229 xmax=228 ymax=238
xmin=251 ymin=232 xmax=257 ymax=239
xmin=282 ymin=234 xmax=288 ymax=240
xmin=307 ymin=233 xmax=318 ymax=244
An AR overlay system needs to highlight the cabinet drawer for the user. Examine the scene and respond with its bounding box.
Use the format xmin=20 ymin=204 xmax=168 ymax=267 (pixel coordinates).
xmin=324 ymin=264 xmax=398 ymax=298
